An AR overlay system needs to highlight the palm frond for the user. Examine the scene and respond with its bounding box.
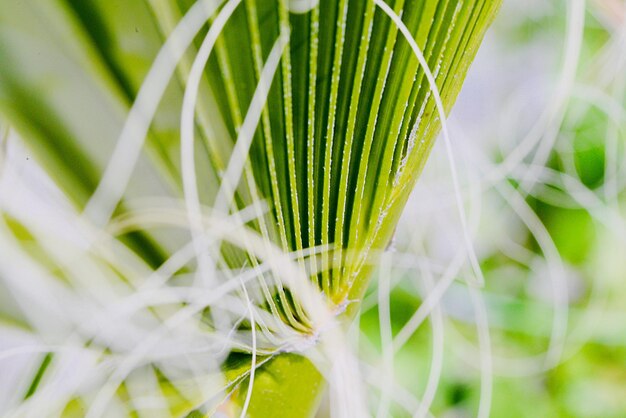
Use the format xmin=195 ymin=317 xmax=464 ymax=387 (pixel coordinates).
xmin=0 ymin=0 xmax=501 ymax=416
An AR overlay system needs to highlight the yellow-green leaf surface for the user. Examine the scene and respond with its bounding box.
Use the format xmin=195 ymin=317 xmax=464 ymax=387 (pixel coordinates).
xmin=0 ymin=0 xmax=501 ymax=416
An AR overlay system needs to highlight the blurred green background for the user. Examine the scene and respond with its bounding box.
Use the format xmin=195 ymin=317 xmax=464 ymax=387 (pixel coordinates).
xmin=359 ymin=0 xmax=626 ymax=416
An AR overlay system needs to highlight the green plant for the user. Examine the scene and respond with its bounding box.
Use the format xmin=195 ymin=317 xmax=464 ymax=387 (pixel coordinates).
xmin=0 ymin=0 xmax=501 ymax=416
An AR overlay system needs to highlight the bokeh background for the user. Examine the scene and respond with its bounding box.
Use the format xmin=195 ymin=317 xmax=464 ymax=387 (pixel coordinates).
xmin=358 ymin=0 xmax=626 ymax=416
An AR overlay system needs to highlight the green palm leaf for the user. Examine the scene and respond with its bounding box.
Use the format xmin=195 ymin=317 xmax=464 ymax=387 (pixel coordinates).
xmin=0 ymin=0 xmax=501 ymax=416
